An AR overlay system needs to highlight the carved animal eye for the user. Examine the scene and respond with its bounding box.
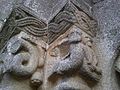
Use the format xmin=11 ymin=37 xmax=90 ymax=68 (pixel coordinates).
xmin=22 ymin=60 xmax=28 ymax=66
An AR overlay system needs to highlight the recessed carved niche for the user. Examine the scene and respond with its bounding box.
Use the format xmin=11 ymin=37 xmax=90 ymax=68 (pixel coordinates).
xmin=0 ymin=0 xmax=101 ymax=90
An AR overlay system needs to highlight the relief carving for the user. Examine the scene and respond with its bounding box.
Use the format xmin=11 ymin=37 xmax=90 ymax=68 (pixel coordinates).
xmin=0 ymin=1 xmax=101 ymax=90
xmin=0 ymin=32 xmax=45 ymax=88
xmin=48 ymin=26 xmax=101 ymax=90
xmin=0 ymin=5 xmax=47 ymax=88
xmin=75 ymin=10 xmax=97 ymax=37
xmin=7 ymin=35 xmax=39 ymax=77
xmin=48 ymin=4 xmax=76 ymax=44
xmin=79 ymin=32 xmax=101 ymax=81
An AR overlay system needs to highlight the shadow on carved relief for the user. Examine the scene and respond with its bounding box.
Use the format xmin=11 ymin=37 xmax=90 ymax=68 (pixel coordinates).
xmin=0 ymin=4 xmax=47 ymax=89
xmin=47 ymin=1 xmax=101 ymax=90
xmin=114 ymin=49 xmax=120 ymax=88
xmin=48 ymin=27 xmax=101 ymax=89
xmin=0 ymin=0 xmax=102 ymax=90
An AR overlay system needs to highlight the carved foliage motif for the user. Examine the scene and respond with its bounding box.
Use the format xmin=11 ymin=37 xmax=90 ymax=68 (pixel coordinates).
xmin=0 ymin=0 xmax=101 ymax=90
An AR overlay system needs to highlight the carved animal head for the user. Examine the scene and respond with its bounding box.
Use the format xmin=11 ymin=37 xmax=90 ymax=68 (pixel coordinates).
xmin=68 ymin=29 xmax=82 ymax=43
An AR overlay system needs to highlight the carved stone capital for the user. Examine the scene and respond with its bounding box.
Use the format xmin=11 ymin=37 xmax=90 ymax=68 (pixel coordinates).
xmin=0 ymin=1 xmax=101 ymax=90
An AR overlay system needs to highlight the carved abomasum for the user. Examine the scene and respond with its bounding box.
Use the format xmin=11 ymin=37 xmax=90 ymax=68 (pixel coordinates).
xmin=0 ymin=0 xmax=101 ymax=90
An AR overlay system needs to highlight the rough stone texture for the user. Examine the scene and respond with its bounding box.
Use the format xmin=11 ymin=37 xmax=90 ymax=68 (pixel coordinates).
xmin=93 ymin=0 xmax=120 ymax=90
xmin=0 ymin=0 xmax=120 ymax=90
xmin=22 ymin=0 xmax=67 ymax=23
xmin=0 ymin=0 xmax=15 ymax=31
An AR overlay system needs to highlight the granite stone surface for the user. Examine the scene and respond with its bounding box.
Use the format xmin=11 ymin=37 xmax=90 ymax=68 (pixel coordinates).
xmin=0 ymin=0 xmax=120 ymax=90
